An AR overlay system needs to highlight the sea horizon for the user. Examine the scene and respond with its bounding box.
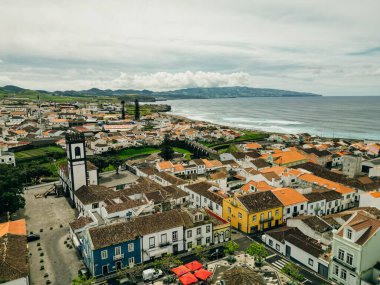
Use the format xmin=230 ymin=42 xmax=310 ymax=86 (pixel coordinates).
xmin=158 ymin=96 xmax=380 ymax=141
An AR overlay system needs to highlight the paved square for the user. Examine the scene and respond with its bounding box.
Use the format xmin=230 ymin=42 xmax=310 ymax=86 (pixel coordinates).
xmin=22 ymin=183 xmax=82 ymax=285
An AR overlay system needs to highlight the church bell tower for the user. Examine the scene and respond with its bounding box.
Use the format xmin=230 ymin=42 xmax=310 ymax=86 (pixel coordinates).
xmin=65 ymin=133 xmax=88 ymax=202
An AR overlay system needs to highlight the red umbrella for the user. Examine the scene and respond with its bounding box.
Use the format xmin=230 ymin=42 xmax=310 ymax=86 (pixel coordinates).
xmin=195 ymin=268 xmax=213 ymax=280
xmin=179 ymin=272 xmax=198 ymax=285
xmin=185 ymin=260 xmax=203 ymax=271
xmin=172 ymin=265 xmax=190 ymax=277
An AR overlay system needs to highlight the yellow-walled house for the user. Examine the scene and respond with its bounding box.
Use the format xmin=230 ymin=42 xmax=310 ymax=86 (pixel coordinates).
xmin=205 ymin=208 xmax=231 ymax=244
xmin=223 ymin=191 xmax=283 ymax=234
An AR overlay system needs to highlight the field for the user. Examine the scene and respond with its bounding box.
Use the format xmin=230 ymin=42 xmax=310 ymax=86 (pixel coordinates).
xmin=15 ymin=146 xmax=65 ymax=161
xmin=173 ymin=147 xmax=193 ymax=160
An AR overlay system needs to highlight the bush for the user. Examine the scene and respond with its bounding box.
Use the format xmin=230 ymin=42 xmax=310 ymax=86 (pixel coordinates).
xmin=227 ymin=256 xmax=237 ymax=263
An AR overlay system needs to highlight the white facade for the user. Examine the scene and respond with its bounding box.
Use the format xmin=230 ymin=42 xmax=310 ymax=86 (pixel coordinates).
xmin=0 ymin=150 xmax=15 ymax=166
xmin=282 ymin=202 xmax=308 ymax=221
xmin=141 ymin=226 xmax=184 ymax=262
xmin=184 ymin=223 xmax=213 ymax=250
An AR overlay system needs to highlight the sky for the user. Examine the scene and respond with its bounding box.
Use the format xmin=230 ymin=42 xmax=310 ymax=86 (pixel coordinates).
xmin=0 ymin=0 xmax=379 ymax=96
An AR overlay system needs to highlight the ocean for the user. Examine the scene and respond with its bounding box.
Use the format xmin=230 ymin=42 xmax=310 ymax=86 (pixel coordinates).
xmin=161 ymin=96 xmax=380 ymax=140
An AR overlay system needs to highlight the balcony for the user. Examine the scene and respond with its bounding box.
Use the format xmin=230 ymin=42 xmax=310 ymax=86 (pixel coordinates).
xmin=259 ymin=216 xmax=273 ymax=223
xmin=333 ymin=257 xmax=356 ymax=271
xmin=159 ymin=241 xmax=171 ymax=248
xmin=113 ymin=254 xmax=124 ymax=261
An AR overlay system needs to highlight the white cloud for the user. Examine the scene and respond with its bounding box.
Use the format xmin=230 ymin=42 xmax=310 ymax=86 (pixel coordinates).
xmin=108 ymin=71 xmax=251 ymax=91
xmin=0 ymin=0 xmax=379 ymax=95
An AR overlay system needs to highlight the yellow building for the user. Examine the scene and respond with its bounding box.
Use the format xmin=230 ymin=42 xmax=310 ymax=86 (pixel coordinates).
xmin=205 ymin=209 xmax=231 ymax=244
xmin=222 ymin=191 xmax=283 ymax=234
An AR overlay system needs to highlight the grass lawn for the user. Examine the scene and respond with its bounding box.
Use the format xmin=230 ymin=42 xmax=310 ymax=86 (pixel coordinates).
xmin=233 ymin=130 xmax=268 ymax=142
xmin=216 ymin=144 xmax=239 ymax=154
xmin=114 ymin=146 xmax=161 ymax=160
xmin=173 ymin=147 xmax=193 ymax=160
xmin=15 ymin=146 xmax=65 ymax=160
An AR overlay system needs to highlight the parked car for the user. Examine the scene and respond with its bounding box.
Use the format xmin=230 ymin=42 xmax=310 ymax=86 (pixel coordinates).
xmin=78 ymin=267 xmax=90 ymax=278
xmin=27 ymin=234 xmax=40 ymax=242
xmin=206 ymin=247 xmax=225 ymax=260
xmin=142 ymin=268 xmax=163 ymax=282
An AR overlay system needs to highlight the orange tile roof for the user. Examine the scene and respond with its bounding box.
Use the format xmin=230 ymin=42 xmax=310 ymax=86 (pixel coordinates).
xmin=241 ymin=180 xmax=274 ymax=192
xmin=210 ymin=160 xmax=223 ymax=167
xmin=261 ymin=166 xmax=287 ymax=176
xmin=0 ymin=219 xmax=27 ymax=237
xmin=272 ymin=188 xmax=308 ymax=206
xmin=202 ymin=159 xmax=214 ymax=168
xmin=174 ymin=164 xmax=185 ymax=172
xmin=369 ymin=192 xmax=380 ymax=198
xmin=245 ymin=142 xmax=262 ymax=149
xmin=298 ymin=173 xmax=354 ymax=194
xmin=262 ymin=150 xmax=307 ymax=166
xmin=158 ymin=161 xmax=174 ymax=170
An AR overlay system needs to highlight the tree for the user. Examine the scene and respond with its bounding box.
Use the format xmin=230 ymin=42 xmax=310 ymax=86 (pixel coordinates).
xmin=107 ymin=157 xmax=123 ymax=174
xmin=152 ymin=254 xmax=182 ymax=274
xmin=0 ymin=165 xmax=25 ymax=216
xmin=134 ymin=99 xmax=140 ymax=120
xmin=246 ymin=242 xmax=268 ymax=267
xmin=281 ymin=262 xmax=305 ymax=284
xmin=160 ymin=134 xmax=174 ymax=160
xmin=71 ymin=275 xmax=95 ymax=285
xmin=194 ymin=245 xmax=206 ymax=263
xmin=89 ymin=155 xmax=109 ymax=171
xmin=224 ymin=240 xmax=240 ymax=255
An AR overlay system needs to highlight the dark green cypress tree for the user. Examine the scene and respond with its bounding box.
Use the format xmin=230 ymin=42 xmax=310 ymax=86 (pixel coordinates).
xmin=134 ymin=99 xmax=140 ymax=120
xmin=160 ymin=134 xmax=174 ymax=160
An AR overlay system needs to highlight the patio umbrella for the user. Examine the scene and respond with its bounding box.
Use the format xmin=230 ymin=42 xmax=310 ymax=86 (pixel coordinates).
xmin=178 ymin=272 xmax=198 ymax=285
xmin=185 ymin=260 xmax=203 ymax=271
xmin=172 ymin=265 xmax=190 ymax=277
xmin=194 ymin=268 xmax=213 ymax=280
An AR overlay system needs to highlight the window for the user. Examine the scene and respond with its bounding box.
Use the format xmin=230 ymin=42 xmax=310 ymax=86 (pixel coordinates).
xmin=268 ymin=212 xmax=272 ymax=219
xmin=341 ymin=268 xmax=347 ymax=280
xmin=300 ymin=204 xmax=304 ymax=210
xmin=346 ymin=253 xmax=353 ymax=265
xmin=308 ymin=258 xmax=314 ymax=266
xmin=225 ymin=230 xmax=230 ymax=239
xmin=197 ymin=238 xmax=202 ymax=246
xmin=252 ymin=215 xmax=257 ymax=222
xmin=206 ymin=226 xmax=211 ymax=233
xmin=115 ymin=246 xmax=121 ymax=256
xmin=187 ymin=230 xmax=192 ymax=238
xmin=228 ymin=207 xmax=231 ymax=214
xmin=287 ymin=208 xmax=290 ymax=214
xmin=333 ymin=265 xmax=339 ymax=276
xmin=293 ymin=206 xmax=297 ymax=212
xmin=161 ymin=234 xmax=167 ymax=244
xmin=346 ymin=229 xmax=352 ymax=240
xmin=216 ymin=204 xmax=219 ymax=210
xmin=187 ymin=242 xmax=192 ymax=249
xmin=196 ymin=197 xmax=199 ymax=202
xmin=128 ymin=243 xmax=134 ymax=252
xmin=149 ymin=237 xmax=155 ymax=248
xmin=275 ymin=210 xmax=279 ymax=216
xmin=101 ymin=250 xmax=108 ymax=260
xmin=204 ymin=197 xmax=207 ymax=203
xmin=269 ymin=239 xmax=273 ymax=246
xmin=74 ymin=146 xmax=81 ymax=157
xmin=310 ymin=204 xmax=314 ymax=209
xmin=206 ymin=237 xmax=210 ymax=243
xmin=92 ymin=203 xmax=99 ymax=209
xmin=238 ymin=212 xmax=242 ymax=219
xmin=197 ymin=228 xmax=202 ymax=235
xmin=275 ymin=244 xmax=280 ymax=251
xmin=128 ymin=257 xmax=135 ymax=265
xmin=338 ymin=249 xmax=345 ymax=261
xmin=172 ymin=231 xmax=178 ymax=242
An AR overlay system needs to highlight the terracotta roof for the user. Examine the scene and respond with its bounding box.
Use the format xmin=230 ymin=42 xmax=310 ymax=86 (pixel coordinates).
xmin=69 ymin=216 xmax=94 ymax=230
xmin=241 ymin=180 xmax=274 ymax=192
xmin=186 ymin=182 xmax=224 ymax=204
xmin=298 ymin=173 xmax=354 ymax=194
xmin=75 ymin=185 xmax=117 ymax=205
xmin=158 ymin=161 xmax=174 ymax=170
xmin=237 ymin=191 xmax=282 ymax=213
xmin=0 ymin=234 xmax=29 ymax=282
xmin=272 ymin=188 xmax=308 ymax=206
xmin=0 ymin=219 xmax=26 ymax=237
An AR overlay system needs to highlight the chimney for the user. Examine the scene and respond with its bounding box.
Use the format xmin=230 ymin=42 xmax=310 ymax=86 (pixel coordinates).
xmin=121 ymin=100 xmax=125 ymax=120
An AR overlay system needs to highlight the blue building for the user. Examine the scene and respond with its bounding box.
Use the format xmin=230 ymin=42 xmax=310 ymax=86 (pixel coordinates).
xmin=82 ymin=222 xmax=141 ymax=277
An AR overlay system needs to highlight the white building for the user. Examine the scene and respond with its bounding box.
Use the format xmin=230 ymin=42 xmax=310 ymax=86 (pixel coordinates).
xmin=0 ymin=150 xmax=15 ymax=166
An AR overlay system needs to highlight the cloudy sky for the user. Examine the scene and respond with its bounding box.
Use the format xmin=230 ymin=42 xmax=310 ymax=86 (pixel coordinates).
xmin=0 ymin=0 xmax=379 ymax=95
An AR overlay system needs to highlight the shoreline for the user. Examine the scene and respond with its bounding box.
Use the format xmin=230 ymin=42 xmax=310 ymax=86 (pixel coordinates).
xmin=164 ymin=112 xmax=372 ymax=143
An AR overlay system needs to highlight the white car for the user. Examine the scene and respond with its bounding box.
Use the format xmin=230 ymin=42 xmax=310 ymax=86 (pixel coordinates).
xmin=142 ymin=268 xmax=163 ymax=281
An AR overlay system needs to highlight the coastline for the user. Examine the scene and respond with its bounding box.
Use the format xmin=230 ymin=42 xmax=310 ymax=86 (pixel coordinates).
xmin=164 ymin=112 xmax=368 ymax=143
